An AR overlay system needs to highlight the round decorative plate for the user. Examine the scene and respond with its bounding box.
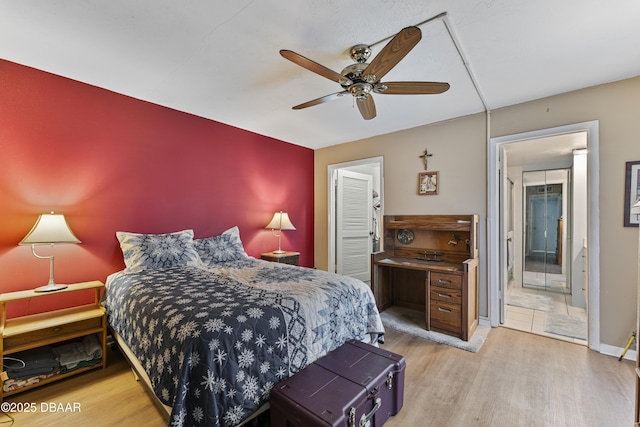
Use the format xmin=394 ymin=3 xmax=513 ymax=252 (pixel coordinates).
xmin=397 ymin=229 xmax=414 ymax=245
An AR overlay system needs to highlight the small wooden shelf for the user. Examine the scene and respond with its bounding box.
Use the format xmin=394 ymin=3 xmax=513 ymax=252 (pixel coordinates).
xmin=385 ymin=220 xmax=473 ymax=231
xmin=1 ymin=281 xmax=106 ymax=401
xmin=0 ymin=281 xmax=103 ymax=303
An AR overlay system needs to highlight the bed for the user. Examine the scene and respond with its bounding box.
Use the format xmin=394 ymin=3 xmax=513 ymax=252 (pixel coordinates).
xmin=102 ymin=227 xmax=384 ymax=427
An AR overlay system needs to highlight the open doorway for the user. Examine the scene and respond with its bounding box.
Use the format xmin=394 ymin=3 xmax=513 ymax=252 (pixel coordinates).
xmin=488 ymin=121 xmax=600 ymax=350
xmin=505 ymin=162 xmax=587 ymax=345
xmin=327 ymin=157 xmax=384 ymax=284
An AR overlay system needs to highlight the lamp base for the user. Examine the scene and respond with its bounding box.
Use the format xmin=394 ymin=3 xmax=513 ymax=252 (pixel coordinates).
xmin=272 ymin=249 xmax=286 ymax=254
xmin=34 ymin=283 xmax=68 ymax=293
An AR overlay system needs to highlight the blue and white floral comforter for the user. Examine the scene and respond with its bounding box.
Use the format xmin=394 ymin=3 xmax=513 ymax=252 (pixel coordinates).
xmin=104 ymin=258 xmax=383 ymax=427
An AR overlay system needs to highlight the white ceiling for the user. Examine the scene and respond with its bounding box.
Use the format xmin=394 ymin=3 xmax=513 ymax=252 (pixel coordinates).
xmin=2 ymin=1 xmax=639 ymax=150
xmin=505 ymin=132 xmax=587 ymax=168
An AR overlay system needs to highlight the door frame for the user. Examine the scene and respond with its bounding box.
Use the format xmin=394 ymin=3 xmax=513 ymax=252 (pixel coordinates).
xmin=488 ymin=121 xmax=600 ymax=351
xmin=328 ymin=156 xmax=384 ymax=275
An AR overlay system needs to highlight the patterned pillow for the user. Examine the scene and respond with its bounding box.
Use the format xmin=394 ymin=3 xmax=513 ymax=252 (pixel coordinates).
xmin=194 ymin=226 xmax=248 ymax=264
xmin=116 ymin=229 xmax=201 ymax=271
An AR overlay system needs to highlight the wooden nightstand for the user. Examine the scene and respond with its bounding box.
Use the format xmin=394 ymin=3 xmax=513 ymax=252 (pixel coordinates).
xmin=0 ymin=281 xmax=107 ymax=401
xmin=261 ymin=251 xmax=300 ymax=266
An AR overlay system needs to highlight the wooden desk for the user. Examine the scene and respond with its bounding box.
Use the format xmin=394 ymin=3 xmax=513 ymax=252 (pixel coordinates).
xmin=371 ymin=215 xmax=479 ymax=341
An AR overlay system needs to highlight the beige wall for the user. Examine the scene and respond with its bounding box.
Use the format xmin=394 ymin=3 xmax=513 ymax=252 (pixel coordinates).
xmin=314 ymin=76 xmax=640 ymax=348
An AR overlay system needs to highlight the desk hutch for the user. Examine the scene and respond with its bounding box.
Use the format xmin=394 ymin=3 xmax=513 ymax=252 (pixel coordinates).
xmin=371 ymin=215 xmax=479 ymax=341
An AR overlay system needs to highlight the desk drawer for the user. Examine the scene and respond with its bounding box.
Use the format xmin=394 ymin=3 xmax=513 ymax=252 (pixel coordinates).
xmin=430 ymin=287 xmax=462 ymax=305
xmin=4 ymin=317 xmax=103 ymax=350
xmin=430 ymin=272 xmax=462 ymax=290
xmin=430 ymin=300 xmax=461 ymax=332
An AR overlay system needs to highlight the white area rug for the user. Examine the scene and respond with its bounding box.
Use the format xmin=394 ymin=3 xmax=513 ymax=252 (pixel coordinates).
xmin=507 ymin=291 xmax=555 ymax=312
xmin=379 ymin=306 xmax=490 ymax=353
xmin=543 ymin=312 xmax=587 ymax=340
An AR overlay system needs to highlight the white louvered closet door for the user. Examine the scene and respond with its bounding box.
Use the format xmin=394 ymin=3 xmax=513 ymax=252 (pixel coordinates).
xmin=336 ymin=169 xmax=372 ymax=282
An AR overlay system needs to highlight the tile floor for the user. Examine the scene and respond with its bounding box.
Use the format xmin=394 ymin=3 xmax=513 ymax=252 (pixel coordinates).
xmin=503 ymin=273 xmax=588 ymax=346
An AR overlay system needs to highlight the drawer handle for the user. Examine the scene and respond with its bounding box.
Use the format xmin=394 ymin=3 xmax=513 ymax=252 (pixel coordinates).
xmin=438 ymin=293 xmax=451 ymax=298
xmin=54 ymin=327 xmax=62 ymax=332
xmin=438 ymin=279 xmax=451 ymax=284
xmin=438 ymin=307 xmax=452 ymax=313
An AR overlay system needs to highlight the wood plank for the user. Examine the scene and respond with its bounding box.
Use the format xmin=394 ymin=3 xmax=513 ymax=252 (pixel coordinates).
xmin=0 ymin=281 xmax=103 ymax=303
xmin=3 ymin=306 xmax=105 ymax=337
xmin=383 ymin=327 xmax=635 ymax=426
xmin=6 ymin=327 xmax=634 ymax=427
xmin=375 ymin=257 xmax=461 ymax=272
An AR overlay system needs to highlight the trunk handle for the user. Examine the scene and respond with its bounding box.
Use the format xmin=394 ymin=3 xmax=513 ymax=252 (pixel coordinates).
xmin=359 ymin=397 xmax=382 ymax=427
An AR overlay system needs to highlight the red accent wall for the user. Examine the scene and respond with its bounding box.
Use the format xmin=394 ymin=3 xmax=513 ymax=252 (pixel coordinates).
xmin=0 ymin=59 xmax=314 ymax=317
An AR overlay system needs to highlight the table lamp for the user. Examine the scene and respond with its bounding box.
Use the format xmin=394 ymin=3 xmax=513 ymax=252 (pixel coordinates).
xmin=266 ymin=211 xmax=296 ymax=254
xmin=19 ymin=212 xmax=81 ymax=292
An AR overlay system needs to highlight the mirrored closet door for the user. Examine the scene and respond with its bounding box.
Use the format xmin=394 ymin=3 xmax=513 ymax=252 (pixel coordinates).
xmin=522 ymin=169 xmax=570 ymax=293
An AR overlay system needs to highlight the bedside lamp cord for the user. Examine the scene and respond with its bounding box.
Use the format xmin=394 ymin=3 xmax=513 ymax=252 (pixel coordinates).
xmin=2 ymin=356 xmax=26 ymax=371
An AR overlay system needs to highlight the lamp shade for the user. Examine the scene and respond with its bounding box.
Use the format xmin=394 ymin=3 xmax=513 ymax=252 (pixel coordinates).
xmin=19 ymin=213 xmax=81 ymax=245
xmin=266 ymin=211 xmax=296 ymax=231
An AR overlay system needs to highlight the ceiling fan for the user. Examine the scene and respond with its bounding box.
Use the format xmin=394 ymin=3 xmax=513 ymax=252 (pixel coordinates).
xmin=280 ymin=26 xmax=450 ymax=120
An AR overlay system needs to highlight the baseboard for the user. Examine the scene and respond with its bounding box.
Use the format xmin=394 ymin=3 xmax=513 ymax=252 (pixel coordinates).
xmin=599 ymin=342 xmax=636 ymax=361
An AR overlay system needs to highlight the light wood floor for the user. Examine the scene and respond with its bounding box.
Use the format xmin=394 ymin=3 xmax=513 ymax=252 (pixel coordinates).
xmin=3 ymin=327 xmax=635 ymax=426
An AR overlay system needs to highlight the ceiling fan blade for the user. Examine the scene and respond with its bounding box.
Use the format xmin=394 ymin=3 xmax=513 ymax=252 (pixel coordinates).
xmin=379 ymin=81 xmax=450 ymax=95
xmin=280 ymin=50 xmax=350 ymax=84
xmin=364 ymin=26 xmax=421 ymax=82
xmin=292 ymin=91 xmax=349 ymax=110
xmin=356 ymin=96 xmax=376 ymax=120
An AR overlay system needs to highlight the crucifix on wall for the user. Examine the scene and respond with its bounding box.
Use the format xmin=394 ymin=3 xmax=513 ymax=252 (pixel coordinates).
xmin=419 ymin=149 xmax=432 ymax=170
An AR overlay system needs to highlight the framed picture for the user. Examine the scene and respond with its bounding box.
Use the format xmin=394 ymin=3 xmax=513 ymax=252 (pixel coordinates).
xmin=418 ymin=171 xmax=439 ymax=195
xmin=624 ymin=160 xmax=640 ymax=227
